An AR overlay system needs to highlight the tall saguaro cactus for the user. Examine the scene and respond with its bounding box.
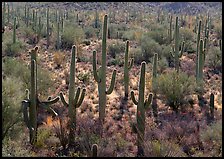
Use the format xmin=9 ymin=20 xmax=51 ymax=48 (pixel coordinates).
xmin=92 ymin=14 xmax=117 ymax=130
xmin=60 ymin=45 xmax=86 ymax=146
xmin=151 ymin=53 xmax=158 ymax=123
xmin=170 ymin=17 xmax=185 ymax=73
xmin=197 ymin=39 xmax=206 ymax=86
xmin=195 ymin=20 xmax=201 ymax=79
xmin=22 ymin=47 xmax=59 ymax=145
xmin=131 ymin=62 xmax=153 ymax=157
xmin=46 ymin=7 xmax=50 ymax=49
xmin=124 ymin=40 xmax=134 ymax=98
xmin=168 ymin=14 xmax=173 ymax=43
xmin=13 ymin=17 xmax=16 ymax=44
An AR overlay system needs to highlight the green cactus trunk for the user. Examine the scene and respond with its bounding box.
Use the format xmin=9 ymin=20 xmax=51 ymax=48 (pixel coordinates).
xmin=22 ymin=47 xmax=59 ymax=145
xmin=209 ymin=93 xmax=214 ymax=121
xmin=197 ymin=39 xmax=205 ymax=86
xmin=92 ymin=144 xmax=98 ymax=157
xmin=131 ymin=62 xmax=153 ymax=157
xmin=7 ymin=3 xmax=10 ymax=24
xmin=169 ymin=14 xmax=172 ymax=43
xmin=30 ymin=59 xmax=37 ymax=144
xmin=59 ymin=45 xmax=86 ymax=146
xmin=92 ymin=15 xmax=117 ymax=134
xmin=152 ymin=53 xmax=158 ymax=123
xmin=195 ymin=20 xmax=201 ymax=79
xmin=170 ymin=17 xmax=185 ymax=73
xmin=3 ymin=2 xmax=6 ymax=28
xmin=56 ymin=21 xmax=60 ymax=50
xmin=13 ymin=17 xmax=16 ymax=44
xmin=46 ymin=7 xmax=49 ymax=49
xmin=124 ymin=40 xmax=133 ymax=98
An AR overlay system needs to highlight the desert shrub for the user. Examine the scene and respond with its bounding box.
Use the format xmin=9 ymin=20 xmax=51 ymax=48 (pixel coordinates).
xmin=199 ymin=120 xmax=222 ymax=157
xmin=147 ymin=27 xmax=169 ymax=45
xmin=108 ymin=41 xmax=125 ymax=58
xmin=5 ymin=41 xmax=23 ymax=56
xmin=2 ymin=136 xmax=35 ymax=157
xmin=53 ymin=51 xmax=65 ymax=68
xmin=156 ymin=70 xmax=196 ymax=112
xmin=35 ymin=127 xmax=52 ymax=148
xmin=157 ymin=57 xmax=169 ymax=73
xmin=77 ymin=71 xmax=91 ymax=84
xmin=213 ymin=22 xmax=222 ymax=40
xmin=61 ymin=24 xmax=85 ymax=49
xmin=108 ymin=58 xmax=124 ymax=67
xmin=122 ymin=29 xmax=135 ymax=41
xmin=129 ymin=47 xmax=144 ymax=65
xmin=2 ymin=57 xmax=55 ymax=97
xmin=82 ymin=39 xmax=91 ymax=46
xmin=141 ymin=36 xmax=162 ymax=62
xmin=205 ymin=46 xmax=222 ymax=73
xmin=179 ymin=27 xmax=196 ymax=53
xmin=2 ymin=76 xmax=25 ymax=140
xmin=84 ymin=26 xmax=97 ymax=39
xmin=145 ymin=140 xmax=187 ymax=157
xmin=21 ymin=26 xmax=38 ymax=45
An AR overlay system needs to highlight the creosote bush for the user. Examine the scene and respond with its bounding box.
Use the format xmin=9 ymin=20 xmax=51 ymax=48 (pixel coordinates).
xmin=156 ymin=70 xmax=196 ymax=112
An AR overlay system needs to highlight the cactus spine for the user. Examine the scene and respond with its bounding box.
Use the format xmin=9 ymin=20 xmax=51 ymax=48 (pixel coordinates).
xmin=124 ymin=40 xmax=133 ymax=98
xmin=131 ymin=62 xmax=153 ymax=157
xmin=170 ymin=17 xmax=185 ymax=73
xmin=91 ymin=144 xmax=98 ymax=157
xmin=59 ymin=45 xmax=86 ymax=146
xmin=152 ymin=53 xmax=158 ymax=123
xmin=92 ymin=14 xmax=117 ymax=129
xmin=22 ymin=47 xmax=59 ymax=145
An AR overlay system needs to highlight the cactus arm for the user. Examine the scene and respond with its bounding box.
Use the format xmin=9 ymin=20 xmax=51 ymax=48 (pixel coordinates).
xmin=128 ymin=58 xmax=134 ymax=70
xmin=92 ymin=144 xmax=98 ymax=157
xmin=25 ymin=89 xmax=30 ymax=100
xmin=59 ymin=92 xmax=69 ymax=107
xmin=106 ymin=70 xmax=117 ymax=95
xmin=144 ymin=93 xmax=153 ymax=109
xmin=76 ymin=88 xmax=86 ymax=108
xmin=73 ymin=87 xmax=81 ymax=106
xmin=39 ymin=102 xmax=58 ymax=116
xmin=22 ymin=100 xmax=32 ymax=130
xmin=41 ymin=96 xmax=60 ymax=105
xmin=93 ymin=50 xmax=101 ymax=83
xmin=179 ymin=41 xmax=185 ymax=58
xmin=170 ymin=51 xmax=174 ymax=58
xmin=131 ymin=91 xmax=138 ymax=105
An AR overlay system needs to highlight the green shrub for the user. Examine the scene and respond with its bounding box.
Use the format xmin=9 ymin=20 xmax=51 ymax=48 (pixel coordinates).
xmin=2 ymin=57 xmax=55 ymax=97
xmin=141 ymin=35 xmax=162 ymax=62
xmin=199 ymin=120 xmax=222 ymax=157
xmin=147 ymin=27 xmax=169 ymax=45
xmin=35 ymin=127 xmax=52 ymax=148
xmin=108 ymin=41 xmax=125 ymax=58
xmin=84 ymin=26 xmax=97 ymax=39
xmin=122 ymin=29 xmax=135 ymax=41
xmin=61 ymin=24 xmax=85 ymax=49
xmin=206 ymin=46 xmax=222 ymax=72
xmin=7 ymin=41 xmax=23 ymax=56
xmin=145 ymin=140 xmax=187 ymax=157
xmin=156 ymin=70 xmax=196 ymax=112
xmin=2 ymin=76 xmax=25 ymax=140
xmin=130 ymin=47 xmax=144 ymax=65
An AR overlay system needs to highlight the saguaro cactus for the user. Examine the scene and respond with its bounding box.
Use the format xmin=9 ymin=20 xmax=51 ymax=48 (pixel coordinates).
xmin=124 ymin=40 xmax=134 ymax=98
xmin=59 ymin=45 xmax=86 ymax=146
xmin=197 ymin=39 xmax=206 ymax=86
xmin=13 ymin=17 xmax=16 ymax=44
xmin=46 ymin=7 xmax=49 ymax=49
xmin=209 ymin=93 xmax=214 ymax=121
xmin=195 ymin=20 xmax=201 ymax=79
xmin=168 ymin=14 xmax=173 ymax=43
xmin=131 ymin=62 xmax=153 ymax=157
xmin=91 ymin=144 xmax=98 ymax=157
xmin=22 ymin=47 xmax=59 ymax=145
xmin=92 ymin=14 xmax=117 ymax=130
xmin=151 ymin=53 xmax=158 ymax=123
xmin=170 ymin=17 xmax=185 ymax=73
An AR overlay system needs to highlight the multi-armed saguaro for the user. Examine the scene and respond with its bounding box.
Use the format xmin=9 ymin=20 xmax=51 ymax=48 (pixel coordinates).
xmin=124 ymin=40 xmax=133 ymax=98
xmin=59 ymin=45 xmax=86 ymax=146
xmin=170 ymin=16 xmax=185 ymax=73
xmin=92 ymin=14 xmax=117 ymax=128
xmin=22 ymin=47 xmax=59 ymax=145
xmin=131 ymin=62 xmax=153 ymax=157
